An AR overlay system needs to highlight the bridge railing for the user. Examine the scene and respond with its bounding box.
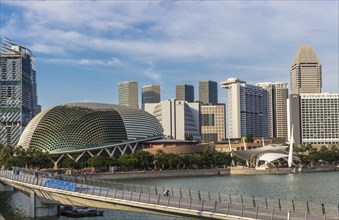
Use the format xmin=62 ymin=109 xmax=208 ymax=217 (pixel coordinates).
xmin=1 ymin=169 xmax=338 ymax=220
xmin=49 ymin=172 xmax=338 ymax=217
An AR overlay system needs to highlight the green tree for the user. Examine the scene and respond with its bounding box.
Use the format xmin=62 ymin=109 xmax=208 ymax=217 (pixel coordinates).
xmin=241 ymin=134 xmax=254 ymax=143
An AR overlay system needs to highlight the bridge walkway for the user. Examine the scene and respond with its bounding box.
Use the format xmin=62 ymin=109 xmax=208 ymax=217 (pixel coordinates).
xmin=0 ymin=170 xmax=337 ymax=220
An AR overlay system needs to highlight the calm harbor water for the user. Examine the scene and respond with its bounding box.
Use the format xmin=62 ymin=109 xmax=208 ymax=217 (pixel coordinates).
xmin=0 ymin=171 xmax=338 ymax=220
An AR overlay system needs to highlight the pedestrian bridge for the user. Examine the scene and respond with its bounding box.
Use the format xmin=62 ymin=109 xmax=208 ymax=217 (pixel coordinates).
xmin=0 ymin=170 xmax=336 ymax=220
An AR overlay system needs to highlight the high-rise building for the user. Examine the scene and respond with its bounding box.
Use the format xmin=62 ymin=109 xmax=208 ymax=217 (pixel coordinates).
xmin=201 ymin=104 xmax=225 ymax=142
xmin=142 ymin=84 xmax=160 ymax=105
xmin=176 ymin=84 xmax=194 ymax=102
xmin=0 ymin=37 xmax=41 ymax=146
xmin=144 ymin=99 xmax=201 ymax=141
xmin=290 ymin=45 xmax=322 ymax=94
xmin=287 ymin=93 xmax=339 ymax=147
xmin=118 ymin=81 xmax=138 ymax=108
xmin=221 ymin=78 xmax=270 ymax=139
xmin=199 ymin=80 xmax=218 ymax=104
xmin=257 ymin=82 xmax=288 ymax=139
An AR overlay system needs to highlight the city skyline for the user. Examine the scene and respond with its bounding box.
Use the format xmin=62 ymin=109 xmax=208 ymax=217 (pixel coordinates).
xmin=1 ymin=1 xmax=338 ymax=109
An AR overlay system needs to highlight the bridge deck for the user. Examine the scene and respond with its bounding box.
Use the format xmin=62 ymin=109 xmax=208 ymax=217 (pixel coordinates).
xmin=0 ymin=170 xmax=337 ymax=220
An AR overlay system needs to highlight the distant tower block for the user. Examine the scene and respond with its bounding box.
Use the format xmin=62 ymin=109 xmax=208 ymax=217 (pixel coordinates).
xmin=176 ymin=84 xmax=194 ymax=102
xmin=290 ymin=45 xmax=322 ymax=94
xmin=118 ymin=81 xmax=138 ymax=108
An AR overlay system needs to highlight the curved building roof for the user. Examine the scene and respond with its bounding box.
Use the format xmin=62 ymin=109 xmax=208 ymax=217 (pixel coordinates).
xmin=18 ymin=103 xmax=163 ymax=153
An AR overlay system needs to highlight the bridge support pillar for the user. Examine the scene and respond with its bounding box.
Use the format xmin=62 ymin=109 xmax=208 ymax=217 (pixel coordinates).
xmin=30 ymin=191 xmax=59 ymax=218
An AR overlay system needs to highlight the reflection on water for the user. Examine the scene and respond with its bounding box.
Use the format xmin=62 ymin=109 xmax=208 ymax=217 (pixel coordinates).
xmin=0 ymin=171 xmax=337 ymax=219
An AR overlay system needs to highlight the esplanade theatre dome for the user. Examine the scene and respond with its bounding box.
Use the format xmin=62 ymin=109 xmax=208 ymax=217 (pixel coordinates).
xmin=18 ymin=103 xmax=163 ymax=153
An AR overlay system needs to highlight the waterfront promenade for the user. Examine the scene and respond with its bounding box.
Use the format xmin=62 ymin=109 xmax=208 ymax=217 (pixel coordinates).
xmin=70 ymin=166 xmax=337 ymax=180
xmin=1 ymin=170 xmax=337 ymax=219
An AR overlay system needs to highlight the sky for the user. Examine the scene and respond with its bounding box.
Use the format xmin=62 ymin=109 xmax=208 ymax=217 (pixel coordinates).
xmin=0 ymin=0 xmax=338 ymax=109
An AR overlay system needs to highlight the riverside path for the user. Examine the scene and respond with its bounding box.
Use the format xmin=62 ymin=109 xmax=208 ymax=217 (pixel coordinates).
xmin=0 ymin=170 xmax=337 ymax=220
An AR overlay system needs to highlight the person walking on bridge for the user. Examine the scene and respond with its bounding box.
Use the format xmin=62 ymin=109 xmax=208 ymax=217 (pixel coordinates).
xmin=34 ymin=169 xmax=39 ymax=184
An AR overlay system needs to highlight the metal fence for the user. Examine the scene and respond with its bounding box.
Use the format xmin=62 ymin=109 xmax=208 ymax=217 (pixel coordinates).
xmin=1 ymin=169 xmax=338 ymax=220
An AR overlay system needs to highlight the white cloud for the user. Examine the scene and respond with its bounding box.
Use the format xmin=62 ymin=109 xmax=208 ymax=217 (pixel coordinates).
xmin=2 ymin=0 xmax=338 ymax=93
xmin=41 ymin=58 xmax=121 ymax=66
xmin=143 ymin=61 xmax=161 ymax=81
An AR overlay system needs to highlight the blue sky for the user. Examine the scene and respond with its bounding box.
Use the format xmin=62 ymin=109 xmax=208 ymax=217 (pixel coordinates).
xmin=1 ymin=0 xmax=338 ymax=109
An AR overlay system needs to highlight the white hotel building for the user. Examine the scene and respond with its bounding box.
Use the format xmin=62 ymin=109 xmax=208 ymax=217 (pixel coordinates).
xmin=288 ymin=93 xmax=339 ymax=147
xmin=144 ymin=99 xmax=201 ymax=141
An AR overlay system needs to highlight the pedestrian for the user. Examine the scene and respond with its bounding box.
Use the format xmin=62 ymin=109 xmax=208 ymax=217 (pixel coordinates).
xmin=163 ymin=189 xmax=170 ymax=197
xmin=34 ymin=170 xmax=39 ymax=184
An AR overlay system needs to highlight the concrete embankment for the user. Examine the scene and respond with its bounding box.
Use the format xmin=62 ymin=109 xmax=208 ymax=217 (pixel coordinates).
xmin=81 ymin=168 xmax=230 ymax=180
xmin=75 ymin=166 xmax=337 ymax=180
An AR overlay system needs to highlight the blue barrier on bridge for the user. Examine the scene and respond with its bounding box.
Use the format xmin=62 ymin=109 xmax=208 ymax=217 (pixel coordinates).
xmin=45 ymin=179 xmax=76 ymax=191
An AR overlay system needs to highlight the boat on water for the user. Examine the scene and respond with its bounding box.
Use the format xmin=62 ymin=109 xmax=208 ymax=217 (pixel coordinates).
xmin=59 ymin=206 xmax=104 ymax=218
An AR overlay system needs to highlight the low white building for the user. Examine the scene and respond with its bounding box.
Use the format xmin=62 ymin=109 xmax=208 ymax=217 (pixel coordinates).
xmin=144 ymin=99 xmax=201 ymax=141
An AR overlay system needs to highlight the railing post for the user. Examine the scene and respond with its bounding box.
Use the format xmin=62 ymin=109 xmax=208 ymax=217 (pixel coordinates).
xmin=106 ymin=188 xmax=109 ymax=198
xmin=122 ymin=190 xmax=125 ymax=199
xmin=167 ymin=196 xmax=170 ymax=207
xmin=252 ymin=195 xmax=256 ymax=207
xmin=265 ymin=197 xmax=268 ymax=209
xmin=189 ymin=198 xmax=192 ymax=210
xmin=147 ymin=193 xmax=151 ymax=203
xmin=278 ymin=198 xmax=281 ymax=210
xmin=227 ymin=203 xmax=230 ymax=215
xmin=157 ymin=194 xmax=160 ymax=205
xmin=155 ymin=186 xmax=158 ymax=195
xmin=130 ymin=191 xmax=133 ymax=201
xmin=180 ymin=188 xmax=182 ymax=198
xmin=306 ymin=202 xmax=310 ymax=214
xmin=304 ymin=211 xmax=308 ymax=220
xmin=287 ymin=209 xmax=290 ymax=220
xmin=198 ymin=190 xmax=201 ymax=201
xmin=241 ymin=204 xmax=244 ymax=217
xmin=138 ymin=192 xmax=142 ymax=202
xmin=271 ymin=207 xmax=274 ymax=220
xmin=99 ymin=187 xmax=102 ymax=196
xmin=208 ymin=191 xmax=211 ymax=201
xmin=292 ymin=200 xmax=295 ymax=212
xmin=189 ymin=189 xmax=191 ymax=199
xmin=218 ymin=193 xmax=221 ymax=203
xmin=178 ymin=197 xmax=181 ymax=208
xmin=171 ymin=187 xmax=173 ymax=197
xmin=113 ymin=189 xmax=117 ymax=198
xmin=201 ymin=199 xmax=204 ymax=211
xmin=241 ymin=195 xmax=243 ymax=205
xmin=229 ymin=194 xmax=232 ymax=204
xmin=214 ymin=200 xmax=217 ymax=213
